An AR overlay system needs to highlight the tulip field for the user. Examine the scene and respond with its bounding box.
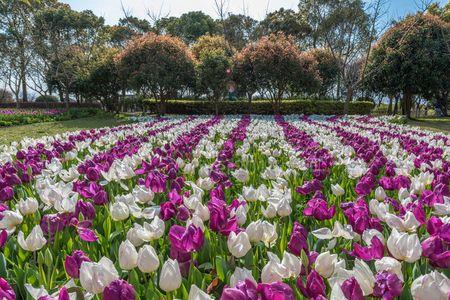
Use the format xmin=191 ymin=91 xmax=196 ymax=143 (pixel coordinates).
xmin=0 ymin=114 xmax=449 ymax=300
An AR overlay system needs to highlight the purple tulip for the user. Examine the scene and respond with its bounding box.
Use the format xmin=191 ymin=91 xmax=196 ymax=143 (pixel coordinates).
xmin=349 ymin=236 xmax=384 ymax=261
xmin=303 ymin=197 xmax=335 ymax=221
xmin=75 ymin=200 xmax=96 ymax=221
xmin=160 ymin=201 xmax=177 ymax=221
xmin=64 ymin=250 xmax=91 ymax=278
xmin=221 ymin=279 xmax=258 ymax=300
xmin=421 ymin=236 xmax=450 ymax=269
xmin=40 ymin=214 xmax=67 ymax=238
xmin=257 ymin=281 xmax=295 ymax=300
xmin=297 ymin=270 xmax=326 ymax=299
xmin=103 ymin=279 xmax=136 ymax=300
xmin=341 ymin=277 xmax=364 ymax=300
xmin=169 ymin=224 xmax=204 ymax=253
xmin=0 ymin=277 xmax=15 ymax=300
xmin=296 ymin=179 xmax=323 ymax=196
xmin=372 ymin=271 xmax=403 ymax=300
xmin=86 ymin=167 xmax=101 ymax=181
xmin=287 ymin=221 xmax=309 ymax=255
xmin=0 ymin=187 xmax=14 ymax=201
xmin=0 ymin=230 xmax=7 ymax=248
xmin=208 ymin=197 xmax=238 ymax=235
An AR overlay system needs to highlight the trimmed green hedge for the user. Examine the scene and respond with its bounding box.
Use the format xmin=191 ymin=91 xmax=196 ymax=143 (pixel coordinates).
xmin=142 ymin=99 xmax=374 ymax=115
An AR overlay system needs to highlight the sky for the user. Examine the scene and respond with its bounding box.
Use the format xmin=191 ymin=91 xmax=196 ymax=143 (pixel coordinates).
xmin=62 ymin=0 xmax=447 ymax=25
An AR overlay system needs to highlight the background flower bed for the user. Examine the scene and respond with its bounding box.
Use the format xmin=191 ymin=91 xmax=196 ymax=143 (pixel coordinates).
xmin=0 ymin=108 xmax=104 ymax=127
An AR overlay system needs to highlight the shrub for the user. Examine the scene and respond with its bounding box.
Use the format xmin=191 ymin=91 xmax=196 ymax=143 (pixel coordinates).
xmin=142 ymin=99 xmax=374 ymax=115
xmin=35 ymin=95 xmax=59 ymax=103
xmin=191 ymin=34 xmax=235 ymax=60
xmin=307 ymin=49 xmax=340 ymax=97
xmin=116 ymin=33 xmax=196 ymax=115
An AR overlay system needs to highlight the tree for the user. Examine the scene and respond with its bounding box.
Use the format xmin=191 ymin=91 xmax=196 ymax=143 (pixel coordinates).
xmin=196 ymin=50 xmax=231 ymax=115
xmin=33 ymin=3 xmax=106 ymax=102
xmin=307 ymin=49 xmax=340 ymax=97
xmin=191 ymin=34 xmax=234 ymax=60
xmin=116 ymin=33 xmax=195 ymax=115
xmin=156 ymin=12 xmax=218 ymax=45
xmin=80 ymin=47 xmax=122 ymax=112
xmin=364 ymin=14 xmax=450 ymax=118
xmin=222 ymin=14 xmax=257 ymax=50
xmin=234 ymin=34 xmax=320 ymax=108
xmin=256 ymin=8 xmax=311 ymax=44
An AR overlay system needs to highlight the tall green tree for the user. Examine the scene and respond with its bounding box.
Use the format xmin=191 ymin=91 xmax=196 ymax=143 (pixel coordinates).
xmin=364 ymin=14 xmax=450 ymax=118
xmin=222 ymin=14 xmax=257 ymax=50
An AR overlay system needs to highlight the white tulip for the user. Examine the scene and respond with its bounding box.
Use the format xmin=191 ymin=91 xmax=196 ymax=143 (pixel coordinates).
xmin=385 ymin=211 xmax=420 ymax=232
xmin=227 ymin=231 xmax=251 ymax=258
xmin=260 ymin=221 xmax=278 ymax=247
xmin=362 ymin=229 xmax=385 ymax=246
xmin=281 ymin=251 xmax=301 ymax=278
xmin=232 ymin=205 xmax=247 ymax=226
xmin=353 ymin=259 xmax=375 ymax=296
xmin=374 ymin=186 xmax=386 ymax=201
xmin=261 ymin=252 xmax=287 ymax=283
xmin=387 ymin=229 xmax=422 ymax=262
xmin=262 ymin=203 xmax=277 ymax=218
xmin=246 ymin=220 xmax=263 ymax=243
xmin=18 ymin=198 xmax=39 ymax=216
xmin=230 ymin=267 xmax=256 ymax=287
xmin=369 ymin=199 xmax=389 ymax=221
xmin=59 ymin=167 xmax=79 ymax=182
xmin=331 ymin=184 xmax=345 ymax=196
xmin=411 ymin=271 xmax=450 ymax=300
xmin=276 ymin=199 xmax=292 ymax=217
xmin=433 ymin=196 xmax=450 ymax=216
xmin=118 ymin=240 xmax=138 ymax=270
xmin=197 ymin=177 xmax=214 ymax=191
xmin=132 ymin=185 xmax=154 ymax=204
xmin=159 ymin=259 xmax=182 ymax=292
xmin=242 ymin=186 xmax=258 ymax=202
xmin=110 ymin=201 xmax=129 ymax=221
xmin=0 ymin=210 xmax=23 ymax=232
xmin=232 ymin=168 xmax=249 ymax=183
xmin=18 ymin=225 xmax=46 ymax=252
xmin=54 ymin=193 xmax=78 ymax=214
xmin=374 ymin=257 xmax=403 ymax=281
xmin=80 ymin=257 xmax=119 ymax=294
xmin=137 ymin=244 xmax=159 ymax=273
xmin=188 ymin=285 xmax=213 ymax=300
xmin=257 ymin=184 xmax=270 ymax=201
xmin=312 ymin=221 xmax=355 ymax=240
xmin=315 ymin=251 xmax=338 ymax=278
xmin=398 ymin=188 xmax=410 ymax=201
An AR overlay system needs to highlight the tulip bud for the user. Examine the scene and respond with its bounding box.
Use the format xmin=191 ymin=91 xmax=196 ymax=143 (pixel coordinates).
xmin=137 ymin=245 xmax=159 ymax=273
xmin=118 ymin=240 xmax=138 ymax=270
xmin=159 ymin=259 xmax=182 ymax=292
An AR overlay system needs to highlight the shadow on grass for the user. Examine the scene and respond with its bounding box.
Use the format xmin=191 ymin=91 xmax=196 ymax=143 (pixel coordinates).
xmin=406 ymin=117 xmax=450 ymax=133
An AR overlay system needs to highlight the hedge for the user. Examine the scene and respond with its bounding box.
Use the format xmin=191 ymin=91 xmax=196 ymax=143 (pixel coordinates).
xmin=142 ymin=100 xmax=374 ymax=115
xmin=0 ymin=102 xmax=102 ymax=109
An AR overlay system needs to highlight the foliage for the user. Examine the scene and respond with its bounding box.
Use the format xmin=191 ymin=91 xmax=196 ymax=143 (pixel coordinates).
xmin=35 ymin=95 xmax=59 ymax=102
xmin=195 ymin=50 xmax=232 ymax=108
xmin=233 ymin=34 xmax=321 ymax=104
xmin=222 ymin=14 xmax=258 ymax=50
xmin=307 ymin=48 xmax=340 ymax=96
xmin=364 ymin=13 xmax=450 ymax=118
xmin=116 ymin=32 xmax=195 ymax=113
xmin=191 ymin=34 xmax=234 ymax=60
xmin=256 ymin=8 xmax=311 ymax=43
xmin=156 ymin=11 xmax=218 ymax=45
xmin=142 ymin=99 xmax=374 ymax=115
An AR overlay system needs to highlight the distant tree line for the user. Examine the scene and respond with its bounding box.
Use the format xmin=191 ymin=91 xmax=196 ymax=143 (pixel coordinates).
xmin=0 ymin=0 xmax=448 ymax=118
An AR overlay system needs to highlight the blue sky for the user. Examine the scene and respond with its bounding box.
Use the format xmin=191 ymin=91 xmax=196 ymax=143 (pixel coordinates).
xmin=61 ymin=0 xmax=447 ymax=25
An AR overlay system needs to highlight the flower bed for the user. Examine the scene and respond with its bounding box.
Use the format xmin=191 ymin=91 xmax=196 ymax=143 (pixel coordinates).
xmin=0 ymin=108 xmax=101 ymax=127
xmin=0 ymin=115 xmax=448 ymax=299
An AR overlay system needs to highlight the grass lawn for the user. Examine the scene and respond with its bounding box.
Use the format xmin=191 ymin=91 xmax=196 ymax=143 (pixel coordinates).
xmin=406 ymin=117 xmax=450 ymax=133
xmin=0 ymin=116 xmax=131 ymax=145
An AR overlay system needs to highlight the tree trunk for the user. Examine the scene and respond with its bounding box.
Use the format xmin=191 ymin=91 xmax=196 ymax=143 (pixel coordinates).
xmin=64 ymin=91 xmax=70 ymax=110
xmin=344 ymin=87 xmax=353 ymax=115
xmin=393 ymin=97 xmax=399 ymax=115
xmin=214 ymin=99 xmax=219 ymax=116
xmin=387 ymin=96 xmax=393 ymax=115
xmin=58 ymin=88 xmax=64 ymax=102
xmin=403 ymin=91 xmax=413 ymax=119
